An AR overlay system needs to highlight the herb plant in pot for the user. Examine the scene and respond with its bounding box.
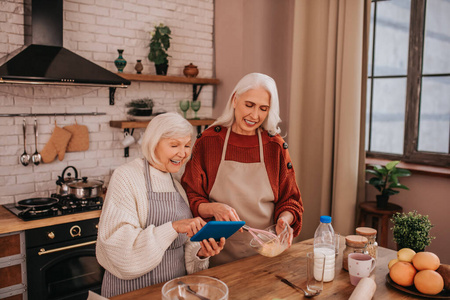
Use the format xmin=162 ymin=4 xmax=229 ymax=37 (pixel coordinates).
xmin=148 ymin=23 xmax=171 ymax=75
xmin=365 ymin=160 xmax=411 ymax=209
xmin=126 ymin=98 xmax=154 ymax=121
xmin=391 ymin=210 xmax=435 ymax=252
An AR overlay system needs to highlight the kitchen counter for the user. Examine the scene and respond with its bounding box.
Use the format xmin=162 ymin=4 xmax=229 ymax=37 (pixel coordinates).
xmin=111 ymin=237 xmax=422 ymax=299
xmin=0 ymin=205 xmax=101 ymax=234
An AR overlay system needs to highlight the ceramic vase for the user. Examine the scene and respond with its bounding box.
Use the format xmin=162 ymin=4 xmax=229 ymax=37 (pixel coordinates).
xmin=135 ymin=60 xmax=143 ymax=74
xmin=114 ymin=49 xmax=127 ymax=73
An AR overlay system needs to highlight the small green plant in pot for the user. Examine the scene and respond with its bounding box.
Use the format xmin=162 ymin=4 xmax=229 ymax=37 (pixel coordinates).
xmin=391 ymin=210 xmax=435 ymax=252
xmin=148 ymin=23 xmax=171 ymax=75
xmin=365 ymin=160 xmax=411 ymax=209
xmin=126 ymin=98 xmax=154 ymax=119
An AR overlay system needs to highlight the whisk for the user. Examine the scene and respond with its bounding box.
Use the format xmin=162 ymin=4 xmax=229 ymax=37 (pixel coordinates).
xmin=242 ymin=225 xmax=279 ymax=246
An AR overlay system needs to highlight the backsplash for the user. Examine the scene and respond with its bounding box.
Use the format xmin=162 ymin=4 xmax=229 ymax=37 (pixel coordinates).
xmin=0 ymin=0 xmax=214 ymax=204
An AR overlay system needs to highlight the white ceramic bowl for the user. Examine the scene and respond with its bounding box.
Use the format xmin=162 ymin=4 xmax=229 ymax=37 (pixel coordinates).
xmin=161 ymin=275 xmax=229 ymax=300
xmin=249 ymin=224 xmax=289 ymax=257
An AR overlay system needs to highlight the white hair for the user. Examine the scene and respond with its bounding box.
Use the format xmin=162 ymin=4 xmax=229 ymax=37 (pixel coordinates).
xmin=212 ymin=72 xmax=281 ymax=135
xmin=141 ymin=112 xmax=194 ymax=166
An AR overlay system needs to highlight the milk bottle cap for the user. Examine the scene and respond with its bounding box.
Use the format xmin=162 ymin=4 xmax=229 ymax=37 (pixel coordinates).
xmin=320 ymin=216 xmax=332 ymax=223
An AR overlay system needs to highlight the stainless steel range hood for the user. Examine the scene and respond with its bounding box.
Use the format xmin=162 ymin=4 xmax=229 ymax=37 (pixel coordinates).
xmin=0 ymin=0 xmax=130 ymax=88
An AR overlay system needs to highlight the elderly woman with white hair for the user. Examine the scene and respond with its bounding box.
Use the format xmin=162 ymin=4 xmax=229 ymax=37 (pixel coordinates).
xmin=181 ymin=73 xmax=304 ymax=266
xmin=96 ymin=112 xmax=225 ymax=298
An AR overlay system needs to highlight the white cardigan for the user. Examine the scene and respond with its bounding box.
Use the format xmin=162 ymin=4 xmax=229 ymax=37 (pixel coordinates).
xmin=96 ymin=158 xmax=208 ymax=280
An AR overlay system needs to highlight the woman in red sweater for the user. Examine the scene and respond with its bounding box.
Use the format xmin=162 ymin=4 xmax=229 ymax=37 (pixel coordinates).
xmin=181 ymin=73 xmax=304 ymax=266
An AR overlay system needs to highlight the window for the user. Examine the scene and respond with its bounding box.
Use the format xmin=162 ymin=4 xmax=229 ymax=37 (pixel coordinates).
xmin=366 ymin=0 xmax=450 ymax=167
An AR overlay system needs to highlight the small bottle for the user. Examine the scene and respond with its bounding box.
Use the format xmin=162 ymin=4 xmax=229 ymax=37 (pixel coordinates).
xmin=342 ymin=235 xmax=368 ymax=271
xmin=356 ymin=227 xmax=378 ymax=260
xmin=313 ymin=215 xmax=336 ymax=282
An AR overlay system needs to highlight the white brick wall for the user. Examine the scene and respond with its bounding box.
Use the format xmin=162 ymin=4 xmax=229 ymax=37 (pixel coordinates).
xmin=0 ymin=0 xmax=214 ymax=204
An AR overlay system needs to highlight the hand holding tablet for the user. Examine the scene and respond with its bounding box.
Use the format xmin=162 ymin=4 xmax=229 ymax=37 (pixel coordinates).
xmin=190 ymin=221 xmax=245 ymax=242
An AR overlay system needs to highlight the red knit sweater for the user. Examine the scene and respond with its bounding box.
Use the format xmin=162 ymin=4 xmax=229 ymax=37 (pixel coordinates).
xmin=181 ymin=126 xmax=304 ymax=236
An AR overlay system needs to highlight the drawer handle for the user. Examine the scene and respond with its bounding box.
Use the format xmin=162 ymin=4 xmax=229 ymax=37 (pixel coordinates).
xmin=38 ymin=240 xmax=96 ymax=255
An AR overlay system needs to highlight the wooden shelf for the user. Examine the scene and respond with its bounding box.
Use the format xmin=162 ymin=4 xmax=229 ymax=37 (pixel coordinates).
xmin=110 ymin=73 xmax=220 ymax=105
xmin=110 ymin=119 xmax=215 ymax=129
xmin=117 ymin=73 xmax=220 ymax=85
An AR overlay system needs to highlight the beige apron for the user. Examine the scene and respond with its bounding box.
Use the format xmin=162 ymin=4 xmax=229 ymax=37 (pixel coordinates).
xmin=209 ymin=127 xmax=274 ymax=266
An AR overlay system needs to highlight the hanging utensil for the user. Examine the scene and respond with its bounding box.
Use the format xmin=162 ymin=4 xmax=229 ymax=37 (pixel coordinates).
xmin=19 ymin=119 xmax=30 ymax=166
xmin=31 ymin=118 xmax=42 ymax=165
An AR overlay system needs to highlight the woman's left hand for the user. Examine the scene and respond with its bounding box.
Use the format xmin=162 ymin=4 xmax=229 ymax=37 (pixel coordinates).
xmin=277 ymin=213 xmax=294 ymax=247
xmin=197 ymin=237 xmax=226 ymax=258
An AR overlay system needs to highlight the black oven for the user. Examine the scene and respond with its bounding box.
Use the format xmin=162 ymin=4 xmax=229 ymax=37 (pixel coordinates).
xmin=25 ymin=218 xmax=104 ymax=300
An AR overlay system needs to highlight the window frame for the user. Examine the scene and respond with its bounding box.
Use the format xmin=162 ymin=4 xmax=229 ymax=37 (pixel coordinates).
xmin=366 ymin=0 xmax=450 ymax=167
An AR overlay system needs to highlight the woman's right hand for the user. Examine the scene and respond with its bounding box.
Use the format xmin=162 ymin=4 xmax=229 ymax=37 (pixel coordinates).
xmin=172 ymin=217 xmax=206 ymax=237
xmin=198 ymin=202 xmax=243 ymax=232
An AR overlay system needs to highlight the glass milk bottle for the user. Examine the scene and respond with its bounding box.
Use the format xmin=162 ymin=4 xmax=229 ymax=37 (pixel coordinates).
xmin=313 ymin=216 xmax=336 ymax=282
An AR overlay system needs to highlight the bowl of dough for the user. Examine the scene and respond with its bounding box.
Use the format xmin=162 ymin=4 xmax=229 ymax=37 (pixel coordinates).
xmin=249 ymin=224 xmax=289 ymax=258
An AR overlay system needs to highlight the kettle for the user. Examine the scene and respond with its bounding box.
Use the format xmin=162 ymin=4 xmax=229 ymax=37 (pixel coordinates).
xmin=56 ymin=166 xmax=80 ymax=196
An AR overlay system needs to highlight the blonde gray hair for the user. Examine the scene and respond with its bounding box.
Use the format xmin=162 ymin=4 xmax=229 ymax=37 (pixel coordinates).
xmin=141 ymin=112 xmax=194 ymax=166
xmin=212 ymin=72 xmax=281 ymax=135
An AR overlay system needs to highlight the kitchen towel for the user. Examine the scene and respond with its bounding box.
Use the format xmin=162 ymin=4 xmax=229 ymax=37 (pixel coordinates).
xmin=64 ymin=122 xmax=89 ymax=152
xmin=40 ymin=123 xmax=72 ymax=163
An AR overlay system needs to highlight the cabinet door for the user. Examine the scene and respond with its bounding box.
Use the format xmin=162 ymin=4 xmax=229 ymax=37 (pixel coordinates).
xmin=0 ymin=234 xmax=21 ymax=257
xmin=0 ymin=232 xmax=27 ymax=300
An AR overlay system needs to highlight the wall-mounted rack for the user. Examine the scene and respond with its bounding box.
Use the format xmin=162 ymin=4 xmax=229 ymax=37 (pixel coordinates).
xmin=0 ymin=112 xmax=106 ymax=117
xmin=110 ymin=119 xmax=215 ymax=157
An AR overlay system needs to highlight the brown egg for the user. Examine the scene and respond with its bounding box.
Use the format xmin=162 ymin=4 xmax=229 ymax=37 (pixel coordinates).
xmin=414 ymin=270 xmax=444 ymax=295
xmin=412 ymin=252 xmax=440 ymax=271
xmin=390 ymin=262 xmax=417 ymax=287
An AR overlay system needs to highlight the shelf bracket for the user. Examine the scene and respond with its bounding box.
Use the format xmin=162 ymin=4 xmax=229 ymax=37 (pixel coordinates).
xmin=109 ymin=87 xmax=116 ymax=105
xmin=192 ymin=84 xmax=204 ymax=101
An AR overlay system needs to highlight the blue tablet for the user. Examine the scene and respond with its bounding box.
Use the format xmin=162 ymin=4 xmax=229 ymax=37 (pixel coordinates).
xmin=190 ymin=221 xmax=245 ymax=242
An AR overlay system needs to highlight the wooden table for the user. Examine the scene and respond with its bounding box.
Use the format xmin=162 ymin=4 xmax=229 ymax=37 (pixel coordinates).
xmin=111 ymin=236 xmax=420 ymax=299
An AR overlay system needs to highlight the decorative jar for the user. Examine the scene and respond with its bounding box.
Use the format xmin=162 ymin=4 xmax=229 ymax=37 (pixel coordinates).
xmin=183 ymin=63 xmax=199 ymax=78
xmin=356 ymin=227 xmax=378 ymax=260
xmin=342 ymin=235 xmax=368 ymax=271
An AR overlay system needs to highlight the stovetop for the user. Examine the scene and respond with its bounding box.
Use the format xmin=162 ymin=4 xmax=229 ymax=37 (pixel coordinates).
xmin=3 ymin=194 xmax=103 ymax=221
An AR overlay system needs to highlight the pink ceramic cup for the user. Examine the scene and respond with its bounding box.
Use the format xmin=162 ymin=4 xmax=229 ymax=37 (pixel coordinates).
xmin=348 ymin=253 xmax=376 ymax=286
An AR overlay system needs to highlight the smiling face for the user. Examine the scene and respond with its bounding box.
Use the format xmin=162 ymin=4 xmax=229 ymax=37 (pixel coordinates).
xmin=153 ymin=135 xmax=192 ymax=173
xmin=231 ymin=87 xmax=270 ymax=135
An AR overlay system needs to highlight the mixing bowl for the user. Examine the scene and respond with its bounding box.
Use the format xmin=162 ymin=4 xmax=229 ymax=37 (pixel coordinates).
xmin=249 ymin=224 xmax=289 ymax=257
xmin=161 ymin=275 xmax=229 ymax=300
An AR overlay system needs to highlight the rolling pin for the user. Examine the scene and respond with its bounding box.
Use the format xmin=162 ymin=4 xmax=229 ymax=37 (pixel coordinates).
xmin=349 ymin=275 xmax=377 ymax=300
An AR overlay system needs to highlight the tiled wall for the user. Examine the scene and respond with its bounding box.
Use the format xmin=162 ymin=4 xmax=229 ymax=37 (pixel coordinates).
xmin=0 ymin=0 xmax=214 ymax=204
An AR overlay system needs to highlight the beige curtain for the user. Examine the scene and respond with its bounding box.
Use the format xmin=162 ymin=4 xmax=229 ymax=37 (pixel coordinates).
xmin=289 ymin=0 xmax=369 ymax=240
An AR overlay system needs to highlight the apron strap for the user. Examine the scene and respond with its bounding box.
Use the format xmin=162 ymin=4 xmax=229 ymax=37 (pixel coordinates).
xmin=221 ymin=127 xmax=264 ymax=163
xmin=143 ymin=158 xmax=153 ymax=194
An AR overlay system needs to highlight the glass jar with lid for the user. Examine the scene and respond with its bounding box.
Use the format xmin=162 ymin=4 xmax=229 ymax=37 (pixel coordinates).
xmin=342 ymin=235 xmax=368 ymax=271
xmin=356 ymin=227 xmax=378 ymax=260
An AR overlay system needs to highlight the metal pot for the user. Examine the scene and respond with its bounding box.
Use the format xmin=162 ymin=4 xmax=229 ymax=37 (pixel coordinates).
xmin=56 ymin=166 xmax=81 ymax=196
xmin=67 ymin=176 xmax=104 ymax=199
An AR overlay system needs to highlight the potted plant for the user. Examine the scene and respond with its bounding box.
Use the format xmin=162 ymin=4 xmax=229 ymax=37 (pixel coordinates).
xmin=391 ymin=210 xmax=435 ymax=252
xmin=148 ymin=23 xmax=171 ymax=75
xmin=126 ymin=98 xmax=154 ymax=120
xmin=365 ymin=160 xmax=411 ymax=209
